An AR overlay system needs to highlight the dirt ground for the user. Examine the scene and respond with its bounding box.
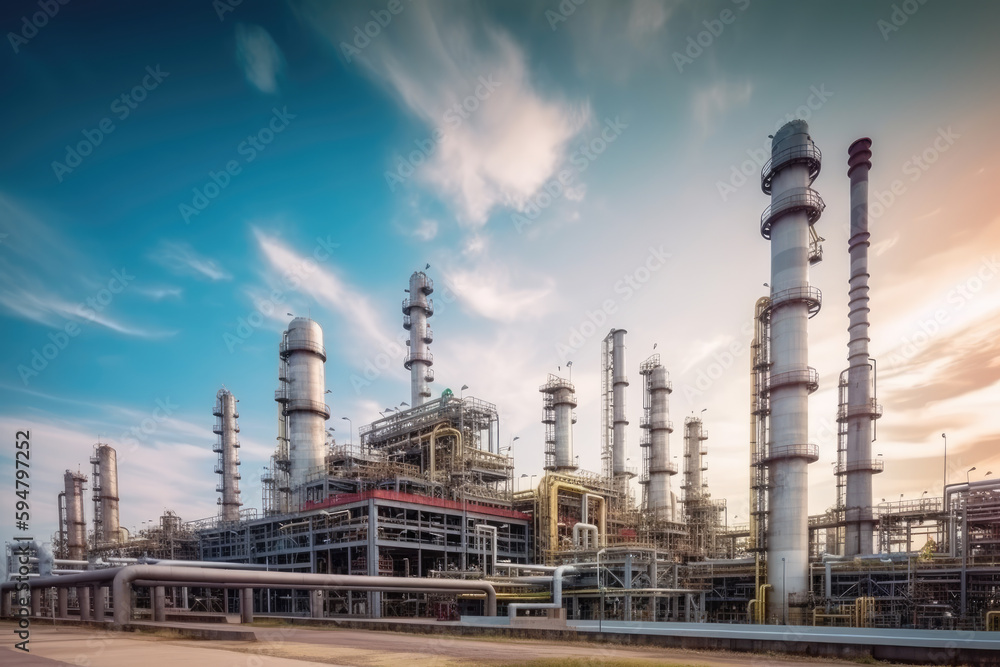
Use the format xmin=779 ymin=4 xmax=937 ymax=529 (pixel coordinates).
xmin=0 ymin=622 xmax=917 ymax=666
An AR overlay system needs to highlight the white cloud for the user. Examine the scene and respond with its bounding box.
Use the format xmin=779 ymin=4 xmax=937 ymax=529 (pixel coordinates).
xmin=444 ymin=262 xmax=553 ymax=322
xmin=296 ymin=2 xmax=589 ymax=225
xmin=235 ymin=23 xmax=286 ymax=94
xmin=151 ymin=241 xmax=232 ymax=281
xmin=413 ymin=218 xmax=438 ymax=241
xmin=137 ymin=286 xmax=183 ymax=300
xmin=692 ymin=80 xmax=753 ymax=136
xmin=253 ymin=230 xmax=396 ymax=354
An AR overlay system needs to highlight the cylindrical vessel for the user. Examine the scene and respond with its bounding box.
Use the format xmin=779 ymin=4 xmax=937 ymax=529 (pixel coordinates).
xmin=403 ymin=271 xmax=434 ymax=406
xmin=647 ymin=366 xmax=675 ymax=518
xmin=611 ymin=329 xmax=629 ymax=476
xmin=63 ymin=471 xmax=88 ymax=560
xmin=760 ymin=120 xmax=824 ymax=622
xmin=684 ymin=417 xmax=705 ymax=498
xmin=553 ymin=385 xmax=577 ymax=470
xmin=844 ymin=138 xmax=878 ymax=556
xmin=281 ymin=318 xmax=330 ymax=491
xmin=97 ymin=445 xmax=120 ymax=543
xmin=215 ymin=388 xmax=243 ymax=522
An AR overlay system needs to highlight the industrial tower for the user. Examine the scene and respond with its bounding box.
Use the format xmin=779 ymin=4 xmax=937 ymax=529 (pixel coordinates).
xmin=639 ymin=355 xmax=677 ymax=520
xmin=839 ymin=138 xmax=883 ymax=556
xmin=759 ymin=119 xmax=824 ymax=622
xmin=403 ymin=271 xmax=435 ymax=407
xmin=214 ymin=387 xmax=243 ymax=522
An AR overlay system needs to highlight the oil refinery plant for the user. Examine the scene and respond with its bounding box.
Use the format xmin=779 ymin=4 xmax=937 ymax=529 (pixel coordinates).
xmin=6 ymin=122 xmax=1000 ymax=653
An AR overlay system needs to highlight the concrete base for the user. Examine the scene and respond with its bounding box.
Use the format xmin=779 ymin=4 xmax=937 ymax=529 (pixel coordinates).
xmin=511 ymin=607 xmax=568 ymax=629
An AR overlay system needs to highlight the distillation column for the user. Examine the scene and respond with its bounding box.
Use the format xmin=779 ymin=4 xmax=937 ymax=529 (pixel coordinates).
xmin=843 ymin=138 xmax=882 ymax=556
xmin=759 ymin=119 xmax=824 ymax=622
xmin=63 ymin=471 xmax=88 ymax=560
xmin=214 ymin=387 xmax=243 ymax=522
xmin=640 ymin=356 xmax=676 ymax=519
xmin=403 ymin=271 xmax=434 ymax=406
xmin=89 ymin=444 xmax=120 ymax=545
xmin=611 ymin=330 xmax=633 ymax=480
xmin=540 ymin=374 xmax=578 ymax=471
xmin=276 ymin=317 xmax=331 ymax=494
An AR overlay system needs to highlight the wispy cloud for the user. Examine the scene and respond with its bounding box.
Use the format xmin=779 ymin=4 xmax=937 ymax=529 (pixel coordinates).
xmin=413 ymin=218 xmax=438 ymax=241
xmin=254 ymin=230 xmax=395 ymax=353
xmin=444 ymin=261 xmax=553 ymax=322
xmin=295 ymin=1 xmax=589 ymax=226
xmin=150 ymin=241 xmax=232 ymax=281
xmin=137 ymin=286 xmax=183 ymax=300
xmin=235 ymin=23 xmax=286 ymax=94
xmin=692 ymin=80 xmax=753 ymax=136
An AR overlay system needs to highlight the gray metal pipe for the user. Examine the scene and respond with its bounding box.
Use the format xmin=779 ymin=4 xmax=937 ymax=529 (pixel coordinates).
xmin=113 ymin=565 xmax=497 ymax=625
xmin=508 ymin=565 xmax=577 ymax=618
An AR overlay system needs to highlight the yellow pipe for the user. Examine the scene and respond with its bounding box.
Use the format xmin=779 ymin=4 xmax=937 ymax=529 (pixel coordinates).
xmin=757 ymin=584 xmax=772 ymax=624
xmin=544 ymin=476 xmax=607 ymax=557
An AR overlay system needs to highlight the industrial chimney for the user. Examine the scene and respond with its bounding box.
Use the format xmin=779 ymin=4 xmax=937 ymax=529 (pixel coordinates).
xmin=403 ymin=271 xmax=434 ymax=407
xmin=214 ymin=387 xmax=243 ymax=522
xmin=759 ymin=119 xmax=824 ymax=623
xmin=276 ymin=317 xmax=330 ymax=495
xmin=89 ymin=443 xmax=121 ymax=545
xmin=62 ymin=470 xmax=88 ymax=560
xmin=841 ymin=137 xmax=883 ymax=556
xmin=540 ymin=374 xmax=578 ymax=471
xmin=639 ymin=355 xmax=676 ymax=520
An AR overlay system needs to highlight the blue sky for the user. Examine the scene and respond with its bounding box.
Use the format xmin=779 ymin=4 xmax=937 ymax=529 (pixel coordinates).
xmin=2 ymin=0 xmax=999 ymax=551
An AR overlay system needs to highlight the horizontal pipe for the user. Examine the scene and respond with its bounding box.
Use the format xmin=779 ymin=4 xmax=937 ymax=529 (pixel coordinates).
xmin=113 ymin=565 xmax=496 ymax=625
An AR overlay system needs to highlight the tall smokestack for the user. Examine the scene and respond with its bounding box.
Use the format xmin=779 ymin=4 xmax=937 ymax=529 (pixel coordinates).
xmin=403 ymin=271 xmax=434 ymax=406
xmin=214 ymin=387 xmax=243 ymax=522
xmin=276 ymin=317 xmax=330 ymax=494
xmin=610 ymin=329 xmax=629 ymax=477
xmin=63 ymin=470 xmax=88 ymax=560
xmin=541 ymin=374 xmax=578 ymax=471
xmin=759 ymin=119 xmax=824 ymax=623
xmin=640 ymin=356 xmax=676 ymax=519
xmin=842 ymin=138 xmax=882 ymax=556
xmin=90 ymin=443 xmax=120 ymax=545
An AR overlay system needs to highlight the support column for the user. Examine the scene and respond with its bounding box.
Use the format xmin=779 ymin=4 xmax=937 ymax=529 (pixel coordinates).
xmin=310 ymin=590 xmax=323 ymax=618
xmin=78 ymin=586 xmax=91 ymax=621
xmin=58 ymin=588 xmax=68 ymax=618
xmin=367 ymin=498 xmax=381 ymax=618
xmin=240 ymin=588 xmax=254 ymax=624
xmin=31 ymin=588 xmax=41 ymax=617
xmin=1 ymin=591 xmax=11 ymax=618
xmin=153 ymin=586 xmax=166 ymax=622
xmin=93 ymin=585 xmax=105 ymax=622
